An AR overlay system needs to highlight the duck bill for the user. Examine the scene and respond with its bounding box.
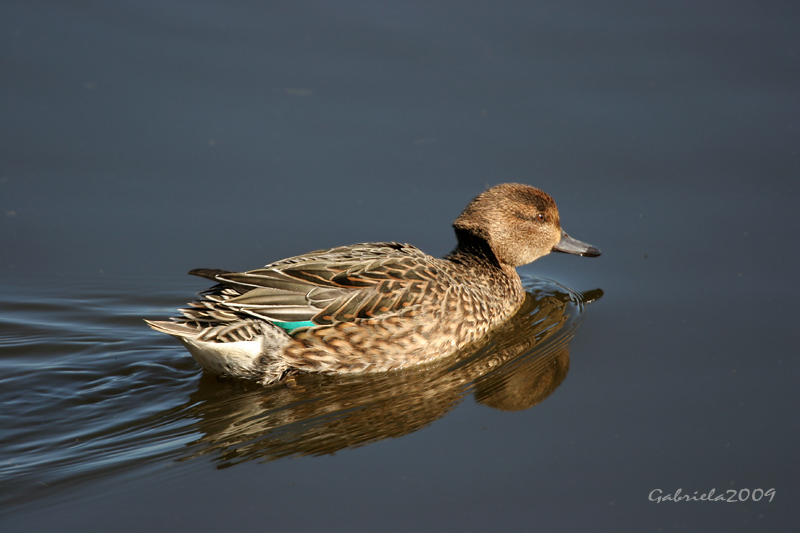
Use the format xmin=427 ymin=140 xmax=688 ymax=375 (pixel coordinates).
xmin=553 ymin=231 xmax=601 ymax=257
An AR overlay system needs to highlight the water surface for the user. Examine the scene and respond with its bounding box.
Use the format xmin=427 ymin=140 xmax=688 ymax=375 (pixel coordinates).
xmin=1 ymin=0 xmax=798 ymax=530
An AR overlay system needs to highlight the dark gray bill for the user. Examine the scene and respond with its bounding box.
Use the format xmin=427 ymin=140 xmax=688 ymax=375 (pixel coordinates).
xmin=553 ymin=231 xmax=601 ymax=257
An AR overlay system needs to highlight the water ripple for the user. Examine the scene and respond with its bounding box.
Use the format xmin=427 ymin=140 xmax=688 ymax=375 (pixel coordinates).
xmin=0 ymin=275 xmax=601 ymax=510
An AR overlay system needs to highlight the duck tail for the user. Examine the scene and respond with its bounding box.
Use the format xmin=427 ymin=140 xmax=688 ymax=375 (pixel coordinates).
xmin=188 ymin=268 xmax=232 ymax=281
xmin=145 ymin=319 xmax=291 ymax=383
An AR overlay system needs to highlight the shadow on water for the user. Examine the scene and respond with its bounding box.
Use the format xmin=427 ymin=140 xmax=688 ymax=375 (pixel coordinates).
xmin=0 ymin=276 xmax=601 ymax=509
xmin=172 ymin=277 xmax=603 ymax=466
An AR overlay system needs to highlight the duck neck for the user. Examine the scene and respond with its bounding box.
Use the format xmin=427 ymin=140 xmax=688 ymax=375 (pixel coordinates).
xmin=447 ymin=229 xmax=493 ymax=262
xmin=446 ymin=229 xmax=525 ymax=306
xmin=446 ymin=229 xmax=517 ymax=277
xmin=446 ymin=229 xmax=526 ymax=314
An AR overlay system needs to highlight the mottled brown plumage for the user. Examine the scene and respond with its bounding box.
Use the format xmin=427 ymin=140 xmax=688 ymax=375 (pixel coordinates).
xmin=146 ymin=183 xmax=600 ymax=384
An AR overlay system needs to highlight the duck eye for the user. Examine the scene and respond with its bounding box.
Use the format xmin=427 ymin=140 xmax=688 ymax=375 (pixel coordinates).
xmin=537 ymin=213 xmax=546 ymax=223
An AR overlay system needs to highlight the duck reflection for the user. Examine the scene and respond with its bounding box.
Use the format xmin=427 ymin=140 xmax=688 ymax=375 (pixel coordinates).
xmin=177 ymin=277 xmax=602 ymax=466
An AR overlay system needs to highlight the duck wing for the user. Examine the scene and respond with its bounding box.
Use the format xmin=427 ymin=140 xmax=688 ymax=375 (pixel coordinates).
xmin=190 ymin=242 xmax=439 ymax=329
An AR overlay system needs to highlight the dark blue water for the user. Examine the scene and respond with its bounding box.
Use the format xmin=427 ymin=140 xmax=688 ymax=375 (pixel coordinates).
xmin=1 ymin=276 xmax=599 ymax=522
xmin=2 ymin=1 xmax=798 ymax=530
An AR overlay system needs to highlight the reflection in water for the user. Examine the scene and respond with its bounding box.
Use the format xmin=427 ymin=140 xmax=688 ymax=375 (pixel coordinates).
xmin=176 ymin=278 xmax=603 ymax=466
xmin=0 ymin=277 xmax=600 ymax=508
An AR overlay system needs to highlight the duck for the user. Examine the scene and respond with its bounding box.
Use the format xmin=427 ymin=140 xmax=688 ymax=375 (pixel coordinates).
xmin=146 ymin=183 xmax=600 ymax=385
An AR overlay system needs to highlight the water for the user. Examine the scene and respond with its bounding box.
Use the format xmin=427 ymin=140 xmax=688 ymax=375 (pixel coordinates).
xmin=2 ymin=1 xmax=798 ymax=530
xmin=0 ymin=276 xmax=600 ymax=524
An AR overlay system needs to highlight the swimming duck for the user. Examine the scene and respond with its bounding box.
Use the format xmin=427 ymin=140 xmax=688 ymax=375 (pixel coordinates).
xmin=146 ymin=183 xmax=600 ymax=384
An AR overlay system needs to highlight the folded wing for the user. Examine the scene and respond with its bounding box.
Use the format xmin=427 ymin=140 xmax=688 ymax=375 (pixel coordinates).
xmin=186 ymin=243 xmax=439 ymax=330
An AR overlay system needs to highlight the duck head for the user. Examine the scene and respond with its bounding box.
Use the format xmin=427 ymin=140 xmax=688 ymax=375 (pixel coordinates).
xmin=453 ymin=183 xmax=601 ymax=267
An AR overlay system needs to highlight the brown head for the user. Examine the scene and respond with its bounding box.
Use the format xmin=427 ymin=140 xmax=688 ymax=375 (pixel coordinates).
xmin=453 ymin=183 xmax=600 ymax=267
